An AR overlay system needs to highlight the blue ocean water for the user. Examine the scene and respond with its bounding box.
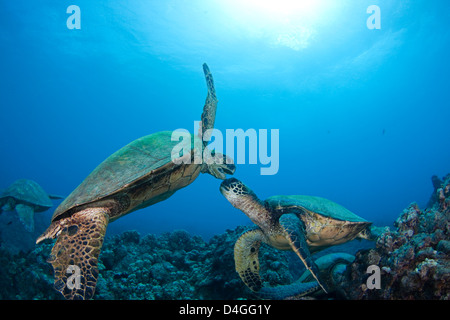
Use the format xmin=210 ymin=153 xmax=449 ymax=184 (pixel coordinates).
xmin=0 ymin=0 xmax=449 ymax=244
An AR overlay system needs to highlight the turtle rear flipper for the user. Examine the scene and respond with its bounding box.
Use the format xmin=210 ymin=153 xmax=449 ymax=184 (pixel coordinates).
xmin=40 ymin=207 xmax=109 ymax=300
xmin=234 ymin=229 xmax=265 ymax=292
xmin=280 ymin=214 xmax=328 ymax=294
xmin=258 ymin=280 xmax=320 ymax=300
xmin=15 ymin=204 xmax=35 ymax=232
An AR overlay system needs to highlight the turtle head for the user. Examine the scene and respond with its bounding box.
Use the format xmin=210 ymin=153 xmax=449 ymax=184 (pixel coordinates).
xmin=220 ymin=178 xmax=268 ymax=228
xmin=220 ymin=178 xmax=255 ymax=202
xmin=1 ymin=197 xmax=15 ymax=212
xmin=202 ymin=151 xmax=236 ymax=180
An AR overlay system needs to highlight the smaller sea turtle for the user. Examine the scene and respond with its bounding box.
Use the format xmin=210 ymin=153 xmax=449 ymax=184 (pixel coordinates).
xmin=0 ymin=179 xmax=62 ymax=232
xmin=258 ymin=252 xmax=355 ymax=299
xmin=220 ymin=178 xmax=378 ymax=295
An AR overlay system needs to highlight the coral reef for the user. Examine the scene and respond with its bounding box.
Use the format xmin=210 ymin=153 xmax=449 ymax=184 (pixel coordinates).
xmin=0 ymin=174 xmax=448 ymax=300
xmin=338 ymin=174 xmax=450 ymax=300
xmin=97 ymin=227 xmax=297 ymax=299
xmin=0 ymin=226 xmax=294 ymax=300
xmin=0 ymin=243 xmax=60 ymax=300
xmin=0 ymin=224 xmax=372 ymax=300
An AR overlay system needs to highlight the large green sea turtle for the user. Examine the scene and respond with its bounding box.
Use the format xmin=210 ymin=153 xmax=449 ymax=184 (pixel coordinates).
xmin=220 ymin=178 xmax=377 ymax=295
xmin=0 ymin=179 xmax=62 ymax=232
xmin=36 ymin=64 xmax=235 ymax=300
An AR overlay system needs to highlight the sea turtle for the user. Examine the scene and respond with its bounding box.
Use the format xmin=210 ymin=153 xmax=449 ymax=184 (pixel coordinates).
xmin=220 ymin=178 xmax=378 ymax=295
xmin=258 ymin=252 xmax=355 ymax=299
xmin=36 ymin=64 xmax=235 ymax=300
xmin=0 ymin=179 xmax=62 ymax=232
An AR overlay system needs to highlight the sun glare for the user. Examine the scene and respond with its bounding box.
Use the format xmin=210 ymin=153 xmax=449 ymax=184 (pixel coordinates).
xmin=218 ymin=0 xmax=337 ymax=50
xmin=246 ymin=0 xmax=322 ymax=20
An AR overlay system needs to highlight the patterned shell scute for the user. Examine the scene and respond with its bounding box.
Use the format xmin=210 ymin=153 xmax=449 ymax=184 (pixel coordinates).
xmin=53 ymin=131 xmax=193 ymax=220
xmin=267 ymin=195 xmax=367 ymax=223
xmin=0 ymin=179 xmax=53 ymax=208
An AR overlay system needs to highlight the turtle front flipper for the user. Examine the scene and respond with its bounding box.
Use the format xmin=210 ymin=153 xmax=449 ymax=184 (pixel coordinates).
xmin=199 ymin=63 xmax=217 ymax=141
xmin=279 ymin=214 xmax=328 ymax=294
xmin=36 ymin=207 xmax=109 ymax=300
xmin=234 ymin=228 xmax=265 ymax=292
xmin=15 ymin=204 xmax=35 ymax=232
xmin=198 ymin=64 xmax=235 ymax=179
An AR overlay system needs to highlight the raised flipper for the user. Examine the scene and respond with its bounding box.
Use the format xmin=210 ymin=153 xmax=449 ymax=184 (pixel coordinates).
xmin=234 ymin=228 xmax=265 ymax=292
xmin=197 ymin=64 xmax=235 ymax=179
xmin=36 ymin=207 xmax=109 ymax=300
xmin=199 ymin=63 xmax=218 ymax=142
xmin=279 ymin=214 xmax=328 ymax=293
xmin=15 ymin=204 xmax=35 ymax=232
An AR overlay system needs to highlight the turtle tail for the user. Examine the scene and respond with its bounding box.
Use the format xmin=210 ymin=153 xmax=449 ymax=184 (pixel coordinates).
xmin=36 ymin=207 xmax=109 ymax=300
xmin=257 ymin=280 xmax=320 ymax=300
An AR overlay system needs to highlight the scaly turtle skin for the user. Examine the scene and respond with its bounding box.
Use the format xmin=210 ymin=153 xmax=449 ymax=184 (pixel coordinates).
xmin=258 ymin=252 xmax=355 ymax=299
xmin=0 ymin=179 xmax=62 ymax=232
xmin=36 ymin=64 xmax=235 ymax=300
xmin=220 ymin=178 xmax=377 ymax=296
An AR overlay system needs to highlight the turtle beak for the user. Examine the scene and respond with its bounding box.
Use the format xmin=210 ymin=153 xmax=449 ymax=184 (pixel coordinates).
xmin=220 ymin=178 xmax=247 ymax=209
xmin=219 ymin=178 xmax=232 ymax=196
